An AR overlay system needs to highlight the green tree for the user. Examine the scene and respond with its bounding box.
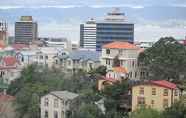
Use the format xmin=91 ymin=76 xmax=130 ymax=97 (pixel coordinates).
xmin=8 ymin=64 xmax=100 ymax=118
xmin=138 ymin=37 xmax=186 ymax=80
xmin=70 ymin=104 xmax=105 ymax=118
xmin=89 ymin=66 xmax=107 ymax=77
xmin=102 ymin=80 xmax=129 ymax=116
xmin=130 ymin=107 xmax=162 ymax=118
xmin=163 ymin=101 xmax=186 ymax=118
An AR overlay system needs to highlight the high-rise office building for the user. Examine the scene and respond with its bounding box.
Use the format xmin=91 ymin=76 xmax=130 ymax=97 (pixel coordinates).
xmin=0 ymin=21 xmax=8 ymax=45
xmin=15 ymin=16 xmax=38 ymax=44
xmin=96 ymin=8 xmax=134 ymax=51
xmin=80 ymin=18 xmax=97 ymax=50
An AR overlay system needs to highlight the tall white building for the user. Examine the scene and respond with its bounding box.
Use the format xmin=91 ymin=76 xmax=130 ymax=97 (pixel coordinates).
xmin=80 ymin=18 xmax=97 ymax=50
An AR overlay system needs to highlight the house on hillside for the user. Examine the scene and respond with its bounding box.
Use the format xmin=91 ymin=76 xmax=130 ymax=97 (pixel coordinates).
xmin=40 ymin=91 xmax=79 ymax=118
xmin=57 ymin=50 xmax=101 ymax=72
xmin=101 ymin=41 xmax=141 ymax=80
xmin=98 ymin=66 xmax=128 ymax=91
xmin=132 ymin=80 xmax=181 ymax=111
xmin=0 ymin=56 xmax=21 ymax=84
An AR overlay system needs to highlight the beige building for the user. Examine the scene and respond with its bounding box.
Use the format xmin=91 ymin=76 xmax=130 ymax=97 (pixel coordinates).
xmin=132 ymin=80 xmax=181 ymax=111
xmin=101 ymin=41 xmax=141 ymax=80
xmin=40 ymin=91 xmax=79 ymax=118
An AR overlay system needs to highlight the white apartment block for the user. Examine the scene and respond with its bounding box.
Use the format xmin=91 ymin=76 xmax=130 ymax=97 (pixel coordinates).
xmin=101 ymin=41 xmax=141 ymax=80
xmin=80 ymin=18 xmax=97 ymax=50
xmin=40 ymin=91 xmax=79 ymax=118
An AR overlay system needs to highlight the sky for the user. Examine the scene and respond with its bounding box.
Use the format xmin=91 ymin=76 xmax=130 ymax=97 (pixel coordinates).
xmin=0 ymin=0 xmax=186 ymax=43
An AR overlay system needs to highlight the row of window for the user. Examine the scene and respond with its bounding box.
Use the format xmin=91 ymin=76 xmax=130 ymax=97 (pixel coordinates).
xmin=137 ymin=97 xmax=169 ymax=108
xmin=44 ymin=98 xmax=69 ymax=108
xmin=44 ymin=110 xmax=65 ymax=118
xmin=105 ymin=58 xmax=137 ymax=68
xmin=139 ymin=87 xmax=179 ymax=96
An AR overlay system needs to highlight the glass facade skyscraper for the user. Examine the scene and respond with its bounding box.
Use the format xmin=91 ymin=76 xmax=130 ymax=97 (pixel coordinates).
xmin=96 ymin=8 xmax=134 ymax=51
xmin=15 ymin=16 xmax=38 ymax=44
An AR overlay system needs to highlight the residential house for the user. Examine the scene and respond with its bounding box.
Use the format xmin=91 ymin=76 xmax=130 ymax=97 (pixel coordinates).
xmin=0 ymin=56 xmax=21 ymax=84
xmin=97 ymin=76 xmax=117 ymax=91
xmin=132 ymin=80 xmax=181 ymax=111
xmin=98 ymin=67 xmax=128 ymax=91
xmin=16 ymin=50 xmax=37 ymax=66
xmin=35 ymin=47 xmax=64 ymax=67
xmin=40 ymin=91 xmax=79 ymax=118
xmin=58 ymin=50 xmax=101 ymax=72
xmin=101 ymin=41 xmax=141 ymax=80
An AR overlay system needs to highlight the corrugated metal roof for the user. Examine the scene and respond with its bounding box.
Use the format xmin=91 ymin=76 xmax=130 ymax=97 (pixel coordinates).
xmin=50 ymin=91 xmax=79 ymax=100
xmin=68 ymin=50 xmax=101 ymax=62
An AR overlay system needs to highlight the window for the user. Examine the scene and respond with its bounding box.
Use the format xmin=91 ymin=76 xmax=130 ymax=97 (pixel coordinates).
xmin=54 ymin=98 xmax=59 ymax=108
xmin=106 ymin=49 xmax=110 ymax=54
xmin=44 ymin=98 xmax=49 ymax=107
xmin=163 ymin=99 xmax=169 ymax=108
xmin=40 ymin=55 xmax=43 ymax=59
xmin=54 ymin=111 xmax=58 ymax=118
xmin=68 ymin=60 xmax=71 ymax=65
xmin=137 ymin=97 xmax=145 ymax=105
xmin=152 ymin=88 xmax=156 ymax=95
xmin=45 ymin=55 xmax=48 ymax=60
xmin=151 ymin=100 xmax=155 ymax=107
xmin=61 ymin=100 xmax=65 ymax=106
xmin=119 ymin=49 xmax=122 ymax=55
xmin=139 ymin=87 xmax=144 ymax=95
xmin=21 ymin=57 xmax=24 ymax=62
xmin=135 ymin=72 xmax=137 ymax=78
xmin=44 ymin=110 xmax=48 ymax=118
xmin=174 ymin=90 xmax=178 ymax=96
xmin=132 ymin=61 xmax=135 ymax=67
xmin=106 ymin=59 xmax=110 ymax=65
xmin=164 ymin=89 xmax=168 ymax=96
xmin=65 ymin=101 xmax=68 ymax=106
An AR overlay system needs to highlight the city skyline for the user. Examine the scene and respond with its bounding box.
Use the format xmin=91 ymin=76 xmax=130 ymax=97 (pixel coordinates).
xmin=0 ymin=0 xmax=186 ymax=43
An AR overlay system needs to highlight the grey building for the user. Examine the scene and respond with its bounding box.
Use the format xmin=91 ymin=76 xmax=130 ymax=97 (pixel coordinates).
xmin=96 ymin=8 xmax=134 ymax=51
xmin=40 ymin=91 xmax=79 ymax=118
xmin=15 ymin=16 xmax=38 ymax=44
xmin=80 ymin=18 xmax=96 ymax=50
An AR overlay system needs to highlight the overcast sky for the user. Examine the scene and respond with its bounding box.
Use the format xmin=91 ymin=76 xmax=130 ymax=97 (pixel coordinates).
xmin=0 ymin=0 xmax=186 ymax=43
xmin=0 ymin=0 xmax=186 ymax=6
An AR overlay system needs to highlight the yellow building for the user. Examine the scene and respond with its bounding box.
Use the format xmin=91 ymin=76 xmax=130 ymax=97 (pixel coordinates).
xmin=132 ymin=80 xmax=181 ymax=111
